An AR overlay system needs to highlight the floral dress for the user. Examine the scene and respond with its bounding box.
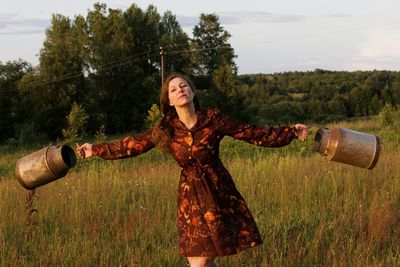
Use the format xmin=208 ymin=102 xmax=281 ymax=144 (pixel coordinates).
xmin=92 ymin=108 xmax=297 ymax=257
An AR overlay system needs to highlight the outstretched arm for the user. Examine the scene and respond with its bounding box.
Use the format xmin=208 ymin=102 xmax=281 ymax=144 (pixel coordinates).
xmin=217 ymin=110 xmax=307 ymax=147
xmin=77 ymin=129 xmax=155 ymax=160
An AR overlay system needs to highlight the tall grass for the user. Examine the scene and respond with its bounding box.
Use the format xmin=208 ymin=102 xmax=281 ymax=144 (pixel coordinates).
xmin=1 ymin=119 xmax=399 ymax=266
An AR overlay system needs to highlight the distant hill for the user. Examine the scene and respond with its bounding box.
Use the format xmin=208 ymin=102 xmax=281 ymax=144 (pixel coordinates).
xmin=236 ymin=70 xmax=400 ymax=125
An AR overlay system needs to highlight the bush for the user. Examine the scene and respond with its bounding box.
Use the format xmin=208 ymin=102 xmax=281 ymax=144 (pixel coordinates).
xmin=62 ymin=102 xmax=89 ymax=142
xmin=378 ymin=103 xmax=398 ymax=127
xmin=144 ymin=104 xmax=162 ymax=130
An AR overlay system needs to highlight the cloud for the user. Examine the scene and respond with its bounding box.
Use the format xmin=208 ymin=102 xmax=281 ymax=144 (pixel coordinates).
xmin=176 ymin=15 xmax=200 ymax=27
xmin=358 ymin=26 xmax=400 ymax=59
xmin=350 ymin=26 xmax=400 ymax=70
xmin=177 ymin=11 xmax=306 ymax=28
xmin=275 ymin=57 xmax=326 ymax=71
xmin=0 ymin=13 xmax=50 ymax=35
xmin=221 ymin=11 xmax=306 ymax=24
xmin=326 ymin=13 xmax=353 ymax=19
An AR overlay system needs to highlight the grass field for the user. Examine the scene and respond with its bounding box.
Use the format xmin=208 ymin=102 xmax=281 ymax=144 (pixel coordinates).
xmin=1 ymin=119 xmax=399 ymax=266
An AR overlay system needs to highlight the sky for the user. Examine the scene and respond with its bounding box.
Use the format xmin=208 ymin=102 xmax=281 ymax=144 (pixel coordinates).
xmin=1 ymin=0 xmax=400 ymax=74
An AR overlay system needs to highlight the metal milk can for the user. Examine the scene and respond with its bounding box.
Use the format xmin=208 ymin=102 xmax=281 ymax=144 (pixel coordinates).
xmin=15 ymin=145 xmax=77 ymax=190
xmin=313 ymin=128 xmax=381 ymax=169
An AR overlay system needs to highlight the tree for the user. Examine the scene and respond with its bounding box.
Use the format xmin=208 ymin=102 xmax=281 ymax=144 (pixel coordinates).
xmin=84 ymin=3 xmax=159 ymax=133
xmin=192 ymin=13 xmax=236 ymax=76
xmin=144 ymin=103 xmax=162 ymax=129
xmin=124 ymin=4 xmax=161 ymax=74
xmin=328 ymin=94 xmax=348 ymax=116
xmin=159 ymin=11 xmax=194 ymax=75
xmin=0 ymin=60 xmax=32 ymax=142
xmin=209 ymin=60 xmax=247 ymax=120
xmin=17 ymin=14 xmax=86 ymax=140
xmin=62 ymin=102 xmax=89 ymax=142
xmin=378 ymin=103 xmax=398 ymax=127
xmin=389 ymin=80 xmax=400 ymax=105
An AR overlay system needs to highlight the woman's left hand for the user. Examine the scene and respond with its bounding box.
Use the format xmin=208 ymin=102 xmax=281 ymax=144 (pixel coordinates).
xmin=294 ymin=124 xmax=308 ymax=141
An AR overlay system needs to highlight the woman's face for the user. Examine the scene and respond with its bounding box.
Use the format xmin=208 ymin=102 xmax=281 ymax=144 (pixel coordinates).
xmin=168 ymin=77 xmax=195 ymax=108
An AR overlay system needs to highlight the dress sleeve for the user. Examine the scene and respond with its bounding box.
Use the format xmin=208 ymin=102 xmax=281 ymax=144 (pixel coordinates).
xmin=217 ymin=110 xmax=298 ymax=147
xmin=91 ymin=129 xmax=156 ymax=160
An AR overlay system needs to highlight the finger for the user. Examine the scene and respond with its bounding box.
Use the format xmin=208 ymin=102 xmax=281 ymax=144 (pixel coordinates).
xmin=78 ymin=144 xmax=86 ymax=151
xmin=78 ymin=149 xmax=85 ymax=158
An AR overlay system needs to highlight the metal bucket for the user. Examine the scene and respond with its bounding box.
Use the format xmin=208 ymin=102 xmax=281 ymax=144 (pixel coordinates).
xmin=15 ymin=145 xmax=77 ymax=190
xmin=313 ymin=127 xmax=381 ymax=169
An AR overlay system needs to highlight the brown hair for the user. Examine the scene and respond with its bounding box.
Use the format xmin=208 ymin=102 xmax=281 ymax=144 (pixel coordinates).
xmin=152 ymin=73 xmax=200 ymax=153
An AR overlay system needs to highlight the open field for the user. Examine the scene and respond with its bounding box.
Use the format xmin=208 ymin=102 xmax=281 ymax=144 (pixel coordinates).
xmin=1 ymin=119 xmax=399 ymax=266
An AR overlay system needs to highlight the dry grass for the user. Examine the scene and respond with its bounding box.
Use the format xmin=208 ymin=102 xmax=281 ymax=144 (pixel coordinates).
xmin=1 ymin=118 xmax=399 ymax=266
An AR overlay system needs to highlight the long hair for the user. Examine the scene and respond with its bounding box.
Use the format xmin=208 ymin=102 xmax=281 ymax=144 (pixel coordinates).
xmin=152 ymin=73 xmax=200 ymax=153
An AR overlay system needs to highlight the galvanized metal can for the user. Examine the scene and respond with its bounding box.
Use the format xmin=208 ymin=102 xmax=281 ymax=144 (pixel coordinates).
xmin=313 ymin=127 xmax=381 ymax=169
xmin=15 ymin=145 xmax=77 ymax=189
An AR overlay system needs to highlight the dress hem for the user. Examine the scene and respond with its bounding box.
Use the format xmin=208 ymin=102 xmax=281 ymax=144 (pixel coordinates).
xmin=180 ymin=240 xmax=263 ymax=257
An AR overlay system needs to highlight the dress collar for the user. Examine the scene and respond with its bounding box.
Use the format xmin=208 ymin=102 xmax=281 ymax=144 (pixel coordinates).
xmin=173 ymin=109 xmax=212 ymax=132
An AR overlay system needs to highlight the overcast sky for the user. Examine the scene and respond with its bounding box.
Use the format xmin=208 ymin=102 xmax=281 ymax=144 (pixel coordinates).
xmin=1 ymin=0 xmax=399 ymax=74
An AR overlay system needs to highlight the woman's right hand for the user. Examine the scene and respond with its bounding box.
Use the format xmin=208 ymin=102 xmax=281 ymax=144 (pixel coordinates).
xmin=76 ymin=143 xmax=94 ymax=159
xmin=294 ymin=124 xmax=308 ymax=142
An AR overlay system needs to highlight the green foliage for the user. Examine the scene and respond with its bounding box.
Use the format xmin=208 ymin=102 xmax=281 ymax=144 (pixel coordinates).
xmin=15 ymin=14 xmax=86 ymax=140
xmin=192 ymin=13 xmax=236 ymax=75
xmin=378 ymin=103 xmax=399 ymax=127
xmin=62 ymin=102 xmax=89 ymax=142
xmin=239 ymin=70 xmax=400 ymax=125
xmin=144 ymin=104 xmax=162 ymax=130
xmin=0 ymin=60 xmax=32 ymax=142
xmin=159 ymin=11 xmax=193 ymax=75
xmin=84 ymin=4 xmax=160 ymax=133
xmin=14 ymin=122 xmax=48 ymax=146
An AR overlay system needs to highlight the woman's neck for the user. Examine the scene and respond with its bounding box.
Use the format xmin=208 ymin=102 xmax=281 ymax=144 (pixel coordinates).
xmin=175 ymin=103 xmax=197 ymax=130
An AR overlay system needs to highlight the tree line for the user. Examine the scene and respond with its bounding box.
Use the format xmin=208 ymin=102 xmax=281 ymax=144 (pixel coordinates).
xmin=239 ymin=70 xmax=400 ymax=125
xmin=0 ymin=3 xmax=399 ymax=145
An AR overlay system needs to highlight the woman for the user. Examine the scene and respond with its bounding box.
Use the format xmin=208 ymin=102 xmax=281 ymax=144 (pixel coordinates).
xmin=77 ymin=73 xmax=307 ymax=267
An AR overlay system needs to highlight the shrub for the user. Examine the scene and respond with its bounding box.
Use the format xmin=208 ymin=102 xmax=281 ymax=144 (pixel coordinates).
xmin=144 ymin=104 xmax=162 ymax=130
xmin=378 ymin=103 xmax=398 ymax=127
xmin=62 ymin=102 xmax=89 ymax=142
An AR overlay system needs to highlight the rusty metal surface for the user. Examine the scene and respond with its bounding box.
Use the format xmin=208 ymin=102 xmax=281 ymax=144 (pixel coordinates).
xmin=313 ymin=128 xmax=329 ymax=156
xmin=15 ymin=145 xmax=76 ymax=190
xmin=313 ymin=127 xmax=381 ymax=169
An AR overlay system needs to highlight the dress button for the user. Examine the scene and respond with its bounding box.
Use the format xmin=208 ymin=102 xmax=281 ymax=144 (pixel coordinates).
xmin=188 ymin=132 xmax=192 ymax=135
xmin=189 ymin=156 xmax=192 ymax=159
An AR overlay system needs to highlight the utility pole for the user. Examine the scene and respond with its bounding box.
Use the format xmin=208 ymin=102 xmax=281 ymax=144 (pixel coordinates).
xmin=160 ymin=46 xmax=165 ymax=88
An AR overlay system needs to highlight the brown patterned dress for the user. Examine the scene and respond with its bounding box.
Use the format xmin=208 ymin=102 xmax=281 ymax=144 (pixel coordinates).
xmin=92 ymin=108 xmax=297 ymax=257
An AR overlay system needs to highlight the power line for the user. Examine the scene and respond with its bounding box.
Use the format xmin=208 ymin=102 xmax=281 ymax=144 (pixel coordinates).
xmin=165 ymin=45 xmax=232 ymax=55
xmin=0 ymin=44 xmax=231 ymax=92
xmin=0 ymin=48 xmax=161 ymax=92
xmin=27 ymin=48 xmax=160 ymax=88
xmin=160 ymin=45 xmax=233 ymax=84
